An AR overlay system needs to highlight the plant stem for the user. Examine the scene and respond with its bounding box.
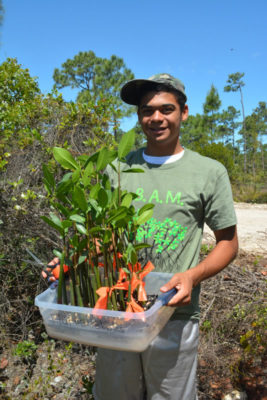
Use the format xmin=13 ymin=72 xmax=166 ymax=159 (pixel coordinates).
xmin=57 ymin=243 xmax=68 ymax=305
xmin=69 ymin=278 xmax=76 ymax=306
xmin=108 ymin=272 xmax=117 ymax=310
xmin=119 ymin=290 xmax=126 ymax=310
xmin=80 ymin=263 xmax=89 ymax=305
xmin=103 ymin=246 xmax=108 ymax=279
xmin=89 ymin=273 xmax=98 ymax=305
xmin=127 ymin=283 xmax=131 ymax=303
xmin=94 ymin=265 xmax=102 ymax=288
xmin=104 ymin=276 xmax=112 ymax=310
xmin=75 ymin=284 xmax=84 ymax=307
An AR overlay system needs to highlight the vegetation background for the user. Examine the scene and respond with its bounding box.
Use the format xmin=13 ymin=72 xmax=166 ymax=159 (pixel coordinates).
xmin=0 ymin=1 xmax=266 ymax=399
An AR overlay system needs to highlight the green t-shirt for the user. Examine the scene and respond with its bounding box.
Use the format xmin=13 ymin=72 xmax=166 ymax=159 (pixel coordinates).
xmin=107 ymin=148 xmax=237 ymax=319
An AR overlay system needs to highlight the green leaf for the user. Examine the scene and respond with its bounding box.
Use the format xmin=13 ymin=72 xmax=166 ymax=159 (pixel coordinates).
xmin=82 ymin=161 xmax=94 ymax=186
xmin=60 ymin=172 xmax=73 ymax=183
xmin=77 ymin=239 xmax=88 ymax=252
xmin=69 ymin=234 xmax=79 ymax=248
xmin=49 ymin=212 xmax=63 ymax=228
xmin=69 ymin=214 xmax=86 ymax=223
xmin=111 ymin=187 xmax=119 ymax=206
xmin=76 ymin=223 xmax=88 ymax=235
xmin=41 ymin=215 xmax=64 ymax=236
xmin=53 ymin=249 xmax=62 ymax=259
xmin=72 ymin=168 xmax=81 ymax=183
xmin=55 ymin=172 xmax=73 ymax=197
xmin=109 ymin=162 xmax=118 ymax=173
xmin=82 ymin=175 xmax=91 ymax=187
xmin=107 ymin=207 xmax=128 ymax=224
xmin=106 ymin=149 xmax=118 ymax=164
xmin=134 ymin=243 xmax=151 ymax=251
xmin=43 ymin=180 xmax=52 ymax=195
xmin=126 ymin=243 xmax=137 ymax=265
xmin=56 ymin=181 xmax=73 ymax=198
xmin=90 ymin=183 xmax=101 ymax=200
xmin=138 ymin=203 xmax=155 ymax=215
xmin=103 ymin=229 xmax=112 ymax=243
xmin=88 ymin=198 xmax=101 ymax=213
xmin=102 ymin=173 xmax=111 ymax=189
xmin=105 ymin=188 xmax=113 ymax=205
xmin=118 ymin=130 xmax=135 ymax=159
xmin=83 ymin=150 xmax=100 ymax=169
xmin=122 ymin=267 xmax=130 ymax=275
xmin=122 ymin=168 xmax=144 ymax=173
xmin=88 ymin=227 xmax=103 ymax=235
xmin=42 ymin=164 xmax=55 ymax=190
xmin=53 ymin=147 xmax=79 ymax=170
xmin=98 ymin=188 xmax=108 ymax=208
xmin=96 ymin=148 xmax=117 ymax=172
xmin=78 ymin=255 xmax=87 ymax=265
xmin=62 ymin=220 xmax=73 ymax=230
xmin=121 ymin=193 xmax=132 ymax=208
xmin=136 ymin=208 xmax=154 ymax=225
xmin=96 ymin=147 xmax=110 ymax=171
xmin=51 ymin=202 xmax=70 ymax=217
xmin=73 ymin=186 xmax=88 ymax=212
xmin=84 ymin=161 xmax=94 ymax=176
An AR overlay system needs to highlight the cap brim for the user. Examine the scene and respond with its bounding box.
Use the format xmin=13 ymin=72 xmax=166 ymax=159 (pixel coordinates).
xmin=120 ymin=79 xmax=187 ymax=105
xmin=120 ymin=79 xmax=160 ymax=105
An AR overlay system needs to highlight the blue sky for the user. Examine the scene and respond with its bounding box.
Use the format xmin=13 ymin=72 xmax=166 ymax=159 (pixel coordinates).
xmin=1 ymin=0 xmax=266 ymax=130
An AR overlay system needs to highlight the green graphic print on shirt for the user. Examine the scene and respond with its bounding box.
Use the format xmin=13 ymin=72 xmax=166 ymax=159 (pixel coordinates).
xmin=135 ymin=187 xmax=188 ymax=254
xmin=136 ymin=216 xmax=187 ymax=254
xmin=136 ymin=187 xmax=184 ymax=206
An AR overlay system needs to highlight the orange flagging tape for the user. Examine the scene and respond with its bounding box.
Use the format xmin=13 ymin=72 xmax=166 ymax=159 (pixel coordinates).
xmin=94 ymin=287 xmax=110 ymax=310
xmin=93 ymin=261 xmax=155 ymax=315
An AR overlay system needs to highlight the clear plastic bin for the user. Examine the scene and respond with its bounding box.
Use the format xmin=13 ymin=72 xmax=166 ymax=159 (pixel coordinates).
xmin=35 ymin=272 xmax=175 ymax=352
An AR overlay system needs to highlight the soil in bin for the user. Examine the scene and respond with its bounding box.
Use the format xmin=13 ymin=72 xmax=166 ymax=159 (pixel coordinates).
xmin=49 ymin=294 xmax=158 ymax=332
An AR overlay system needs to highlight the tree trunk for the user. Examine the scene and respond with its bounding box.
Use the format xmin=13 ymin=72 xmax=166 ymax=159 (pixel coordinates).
xmin=232 ymin=132 xmax=235 ymax=163
xmin=240 ymin=87 xmax=247 ymax=174
xmin=260 ymin=141 xmax=265 ymax=171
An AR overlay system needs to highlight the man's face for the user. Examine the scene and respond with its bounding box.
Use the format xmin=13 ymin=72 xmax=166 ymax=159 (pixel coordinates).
xmin=138 ymin=91 xmax=188 ymax=156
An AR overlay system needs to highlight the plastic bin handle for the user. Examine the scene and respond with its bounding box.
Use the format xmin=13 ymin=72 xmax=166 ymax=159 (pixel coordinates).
xmin=160 ymin=288 xmax=177 ymax=305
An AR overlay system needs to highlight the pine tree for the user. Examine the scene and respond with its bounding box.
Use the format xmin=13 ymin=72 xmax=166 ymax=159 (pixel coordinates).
xmin=224 ymin=73 xmax=247 ymax=172
xmin=203 ymin=84 xmax=221 ymax=142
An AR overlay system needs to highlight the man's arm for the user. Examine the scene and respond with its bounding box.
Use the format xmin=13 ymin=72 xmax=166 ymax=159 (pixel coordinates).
xmin=160 ymin=225 xmax=238 ymax=306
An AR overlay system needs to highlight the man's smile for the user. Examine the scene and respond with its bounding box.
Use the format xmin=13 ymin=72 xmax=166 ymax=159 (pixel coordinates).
xmin=148 ymin=126 xmax=168 ymax=133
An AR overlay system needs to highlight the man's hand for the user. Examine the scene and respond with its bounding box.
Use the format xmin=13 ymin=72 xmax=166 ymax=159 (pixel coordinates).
xmin=41 ymin=257 xmax=69 ymax=285
xmin=160 ymin=271 xmax=194 ymax=307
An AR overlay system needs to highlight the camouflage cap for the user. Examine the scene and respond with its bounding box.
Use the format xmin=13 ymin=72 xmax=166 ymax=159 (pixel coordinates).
xmin=120 ymin=73 xmax=187 ymax=105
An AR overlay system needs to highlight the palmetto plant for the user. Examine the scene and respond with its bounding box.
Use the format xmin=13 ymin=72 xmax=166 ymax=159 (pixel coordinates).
xmin=42 ymin=130 xmax=154 ymax=312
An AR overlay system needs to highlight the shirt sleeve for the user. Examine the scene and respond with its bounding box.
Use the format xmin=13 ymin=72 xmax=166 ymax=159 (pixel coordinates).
xmin=204 ymin=167 xmax=237 ymax=231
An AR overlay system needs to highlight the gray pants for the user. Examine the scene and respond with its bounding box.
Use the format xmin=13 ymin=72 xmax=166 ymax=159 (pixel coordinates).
xmin=93 ymin=319 xmax=199 ymax=400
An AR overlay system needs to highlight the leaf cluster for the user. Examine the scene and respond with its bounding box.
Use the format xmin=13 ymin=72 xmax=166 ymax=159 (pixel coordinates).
xmin=42 ymin=130 xmax=154 ymax=309
xmin=53 ymin=50 xmax=134 ymax=118
xmin=224 ymin=72 xmax=245 ymax=93
xmin=14 ymin=340 xmax=38 ymax=362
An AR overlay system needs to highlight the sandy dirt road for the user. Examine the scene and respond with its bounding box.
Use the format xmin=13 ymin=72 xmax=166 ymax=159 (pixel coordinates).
xmin=203 ymin=202 xmax=267 ymax=254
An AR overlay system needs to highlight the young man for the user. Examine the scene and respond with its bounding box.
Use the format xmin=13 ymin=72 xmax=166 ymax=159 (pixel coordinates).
xmin=94 ymin=73 xmax=238 ymax=400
